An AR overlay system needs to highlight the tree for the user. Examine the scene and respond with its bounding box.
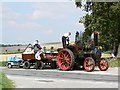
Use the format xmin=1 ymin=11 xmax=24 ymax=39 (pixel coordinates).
xmin=75 ymin=1 xmax=120 ymax=56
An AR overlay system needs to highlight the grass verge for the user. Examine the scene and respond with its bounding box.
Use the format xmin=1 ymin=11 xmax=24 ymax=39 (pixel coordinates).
xmin=109 ymin=58 xmax=120 ymax=67
xmin=0 ymin=72 xmax=14 ymax=89
xmin=0 ymin=61 xmax=7 ymax=67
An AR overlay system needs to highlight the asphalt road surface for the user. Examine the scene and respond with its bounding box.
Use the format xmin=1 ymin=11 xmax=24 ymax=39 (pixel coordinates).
xmin=1 ymin=67 xmax=119 ymax=88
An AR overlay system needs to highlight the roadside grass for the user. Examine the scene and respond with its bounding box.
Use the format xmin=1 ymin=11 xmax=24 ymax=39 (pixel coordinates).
xmin=109 ymin=58 xmax=120 ymax=67
xmin=0 ymin=61 xmax=7 ymax=67
xmin=0 ymin=72 xmax=14 ymax=89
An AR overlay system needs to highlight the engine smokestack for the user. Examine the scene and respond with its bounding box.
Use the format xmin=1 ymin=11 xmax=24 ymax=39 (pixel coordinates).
xmin=94 ymin=31 xmax=99 ymax=46
xmin=91 ymin=31 xmax=99 ymax=46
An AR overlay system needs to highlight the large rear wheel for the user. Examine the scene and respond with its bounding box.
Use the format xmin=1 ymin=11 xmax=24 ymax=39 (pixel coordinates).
xmin=98 ymin=58 xmax=109 ymax=71
xmin=84 ymin=57 xmax=95 ymax=72
xmin=57 ymin=49 xmax=75 ymax=71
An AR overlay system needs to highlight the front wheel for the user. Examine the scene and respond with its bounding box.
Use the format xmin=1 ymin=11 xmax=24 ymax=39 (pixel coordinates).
xmin=84 ymin=57 xmax=95 ymax=72
xmin=57 ymin=49 xmax=75 ymax=71
xmin=98 ymin=58 xmax=109 ymax=71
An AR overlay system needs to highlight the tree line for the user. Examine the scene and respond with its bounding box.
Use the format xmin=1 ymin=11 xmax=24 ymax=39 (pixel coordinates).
xmin=0 ymin=44 xmax=23 ymax=47
xmin=75 ymin=0 xmax=120 ymax=56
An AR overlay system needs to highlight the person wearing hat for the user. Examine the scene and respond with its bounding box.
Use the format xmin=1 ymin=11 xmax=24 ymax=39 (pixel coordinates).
xmin=62 ymin=32 xmax=71 ymax=48
xmin=33 ymin=40 xmax=42 ymax=54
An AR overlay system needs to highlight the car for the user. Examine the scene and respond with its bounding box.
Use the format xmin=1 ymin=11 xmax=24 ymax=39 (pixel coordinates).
xmin=6 ymin=56 xmax=23 ymax=68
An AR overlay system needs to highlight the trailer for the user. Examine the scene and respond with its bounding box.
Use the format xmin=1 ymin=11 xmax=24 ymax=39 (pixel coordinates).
xmin=22 ymin=44 xmax=58 ymax=69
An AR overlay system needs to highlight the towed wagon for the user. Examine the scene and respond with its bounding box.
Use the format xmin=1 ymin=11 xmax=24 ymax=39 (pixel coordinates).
xmin=22 ymin=44 xmax=58 ymax=69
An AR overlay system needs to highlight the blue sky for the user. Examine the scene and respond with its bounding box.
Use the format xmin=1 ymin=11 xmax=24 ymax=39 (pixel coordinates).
xmin=1 ymin=1 xmax=86 ymax=44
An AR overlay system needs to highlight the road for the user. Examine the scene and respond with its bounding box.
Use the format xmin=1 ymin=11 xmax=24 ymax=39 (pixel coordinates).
xmin=1 ymin=67 xmax=119 ymax=88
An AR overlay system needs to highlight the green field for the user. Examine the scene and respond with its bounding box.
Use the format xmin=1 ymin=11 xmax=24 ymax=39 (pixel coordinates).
xmin=0 ymin=72 xmax=14 ymax=89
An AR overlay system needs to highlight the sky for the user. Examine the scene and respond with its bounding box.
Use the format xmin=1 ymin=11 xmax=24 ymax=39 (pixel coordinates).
xmin=1 ymin=0 xmax=86 ymax=44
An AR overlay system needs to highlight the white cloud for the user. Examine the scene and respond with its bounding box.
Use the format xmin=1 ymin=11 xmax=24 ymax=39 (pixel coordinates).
xmin=2 ymin=5 xmax=21 ymax=21
xmin=32 ymin=10 xmax=47 ymax=18
xmin=8 ymin=20 xmax=17 ymax=25
xmin=32 ymin=9 xmax=65 ymax=20
xmin=30 ymin=2 xmax=79 ymax=20
xmin=32 ymin=2 xmax=76 ymax=13
xmin=2 ymin=2 xmax=81 ymax=25
xmin=42 ymin=29 xmax=54 ymax=35
xmin=32 ymin=10 xmax=51 ymax=19
xmin=6 ymin=20 xmax=54 ymax=36
xmin=2 ymin=4 xmax=54 ymax=35
xmin=6 ymin=20 xmax=43 ymax=30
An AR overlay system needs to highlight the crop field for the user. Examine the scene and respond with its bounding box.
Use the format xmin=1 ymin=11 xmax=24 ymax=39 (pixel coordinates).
xmin=0 ymin=45 xmax=27 ymax=54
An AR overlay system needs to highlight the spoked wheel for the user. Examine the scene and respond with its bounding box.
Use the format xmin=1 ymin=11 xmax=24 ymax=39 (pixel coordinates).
xmin=84 ymin=57 xmax=95 ymax=72
xmin=98 ymin=58 xmax=109 ymax=71
xmin=57 ymin=49 xmax=75 ymax=71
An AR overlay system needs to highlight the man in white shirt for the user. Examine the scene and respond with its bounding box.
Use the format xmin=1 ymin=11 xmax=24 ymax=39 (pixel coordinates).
xmin=62 ymin=32 xmax=71 ymax=48
xmin=35 ymin=50 xmax=43 ymax=70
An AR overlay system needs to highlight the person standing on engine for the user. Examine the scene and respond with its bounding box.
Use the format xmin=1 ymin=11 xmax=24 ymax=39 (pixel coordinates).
xmin=62 ymin=32 xmax=71 ymax=48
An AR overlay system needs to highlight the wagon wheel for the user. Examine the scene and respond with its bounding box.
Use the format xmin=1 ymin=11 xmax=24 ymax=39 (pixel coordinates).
xmin=57 ymin=49 xmax=75 ymax=71
xmin=51 ymin=61 xmax=57 ymax=69
xmin=98 ymin=58 xmax=109 ymax=71
xmin=23 ymin=61 xmax=31 ymax=69
xmin=84 ymin=57 xmax=95 ymax=72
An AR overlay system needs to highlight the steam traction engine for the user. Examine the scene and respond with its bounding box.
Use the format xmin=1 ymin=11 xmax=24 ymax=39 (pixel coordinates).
xmin=57 ymin=31 xmax=109 ymax=72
